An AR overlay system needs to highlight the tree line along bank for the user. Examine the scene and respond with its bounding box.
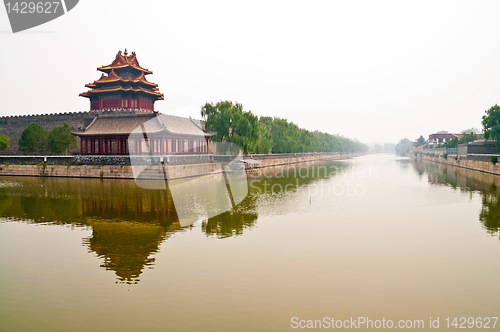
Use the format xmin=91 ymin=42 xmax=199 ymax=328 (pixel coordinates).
xmin=0 ymin=101 xmax=369 ymax=156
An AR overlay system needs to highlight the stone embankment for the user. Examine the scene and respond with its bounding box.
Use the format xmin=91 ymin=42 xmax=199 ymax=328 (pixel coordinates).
xmin=414 ymin=153 xmax=500 ymax=176
xmin=0 ymin=153 xmax=359 ymax=180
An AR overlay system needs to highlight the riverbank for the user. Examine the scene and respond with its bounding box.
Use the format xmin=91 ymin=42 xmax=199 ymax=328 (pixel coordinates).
xmin=414 ymin=153 xmax=500 ymax=176
xmin=0 ymin=153 xmax=359 ymax=180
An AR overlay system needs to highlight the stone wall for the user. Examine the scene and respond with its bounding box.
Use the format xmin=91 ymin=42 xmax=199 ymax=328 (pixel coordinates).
xmin=457 ymin=142 xmax=500 ymax=155
xmin=0 ymin=163 xmax=221 ymax=180
xmin=0 ymin=153 xmax=359 ymax=180
xmin=416 ymin=153 xmax=500 ymax=176
xmin=250 ymin=152 xmax=353 ymax=168
xmin=0 ymin=154 xmax=213 ymax=166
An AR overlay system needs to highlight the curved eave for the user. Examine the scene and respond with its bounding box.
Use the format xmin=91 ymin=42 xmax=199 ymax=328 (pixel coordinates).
xmin=79 ymin=87 xmax=164 ymax=99
xmin=90 ymin=78 xmax=158 ymax=88
xmin=73 ymin=130 xmax=164 ymax=137
xmin=97 ymin=65 xmax=153 ymax=75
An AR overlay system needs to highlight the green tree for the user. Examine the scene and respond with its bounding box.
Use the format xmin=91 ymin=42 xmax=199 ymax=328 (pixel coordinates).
xmin=444 ymin=138 xmax=459 ymax=148
xmin=201 ymin=101 xmax=259 ymax=154
xmin=255 ymin=121 xmax=273 ymax=154
xmin=202 ymin=101 xmax=369 ymax=155
xmin=482 ymin=104 xmax=500 ymax=144
xmin=0 ymin=134 xmax=10 ymax=151
xmin=48 ymin=122 xmax=77 ymax=154
xmin=414 ymin=135 xmax=426 ymax=147
xmin=395 ymin=138 xmax=413 ymax=156
xmin=19 ymin=123 xmax=47 ymax=154
xmin=459 ymin=130 xmax=478 ymax=144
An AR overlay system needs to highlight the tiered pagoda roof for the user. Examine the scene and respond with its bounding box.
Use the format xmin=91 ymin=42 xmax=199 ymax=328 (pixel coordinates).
xmin=79 ymin=49 xmax=164 ymax=102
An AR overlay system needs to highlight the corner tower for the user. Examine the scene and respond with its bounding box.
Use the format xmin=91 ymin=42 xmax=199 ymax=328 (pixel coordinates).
xmin=79 ymin=49 xmax=164 ymax=111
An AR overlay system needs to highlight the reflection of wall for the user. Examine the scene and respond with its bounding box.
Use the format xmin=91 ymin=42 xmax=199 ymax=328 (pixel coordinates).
xmin=0 ymin=176 xmax=180 ymax=225
xmin=416 ymin=153 xmax=500 ymax=176
xmin=413 ymin=159 xmax=500 ymax=192
xmin=412 ymin=159 xmax=500 ymax=238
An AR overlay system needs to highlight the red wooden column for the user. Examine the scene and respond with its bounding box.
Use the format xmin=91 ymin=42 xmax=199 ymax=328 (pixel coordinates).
xmin=116 ymin=138 xmax=121 ymax=155
xmin=99 ymin=138 xmax=103 ymax=155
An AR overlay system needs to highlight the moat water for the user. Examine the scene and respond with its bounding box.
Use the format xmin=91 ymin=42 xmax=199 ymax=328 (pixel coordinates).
xmin=1 ymin=154 xmax=500 ymax=331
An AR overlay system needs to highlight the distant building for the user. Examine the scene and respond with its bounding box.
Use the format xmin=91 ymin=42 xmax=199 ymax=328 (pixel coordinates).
xmin=427 ymin=133 xmax=462 ymax=147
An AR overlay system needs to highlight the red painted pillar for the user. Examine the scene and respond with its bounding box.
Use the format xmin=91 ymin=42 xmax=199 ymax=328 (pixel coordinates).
xmin=99 ymin=138 xmax=103 ymax=155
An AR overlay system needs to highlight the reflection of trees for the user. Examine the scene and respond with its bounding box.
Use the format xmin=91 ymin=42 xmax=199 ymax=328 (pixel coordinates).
xmin=202 ymin=160 xmax=350 ymax=238
xmin=396 ymin=158 xmax=410 ymax=172
xmin=480 ymin=185 xmax=500 ymax=235
xmin=412 ymin=159 xmax=500 ymax=238
xmin=202 ymin=202 xmax=258 ymax=239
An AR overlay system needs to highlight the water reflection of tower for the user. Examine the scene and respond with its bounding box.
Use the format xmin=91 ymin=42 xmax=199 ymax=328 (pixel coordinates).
xmin=80 ymin=183 xmax=185 ymax=284
xmin=83 ymin=220 xmax=181 ymax=284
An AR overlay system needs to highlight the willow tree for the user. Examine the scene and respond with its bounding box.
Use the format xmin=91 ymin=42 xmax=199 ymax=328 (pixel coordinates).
xmin=201 ymin=101 xmax=259 ymax=154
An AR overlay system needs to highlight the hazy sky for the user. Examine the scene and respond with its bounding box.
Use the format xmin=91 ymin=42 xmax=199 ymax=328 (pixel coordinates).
xmin=1 ymin=0 xmax=500 ymax=144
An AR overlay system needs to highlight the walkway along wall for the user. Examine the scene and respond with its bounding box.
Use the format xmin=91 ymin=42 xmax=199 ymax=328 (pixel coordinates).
xmin=0 ymin=153 xmax=359 ymax=180
xmin=414 ymin=153 xmax=500 ymax=176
